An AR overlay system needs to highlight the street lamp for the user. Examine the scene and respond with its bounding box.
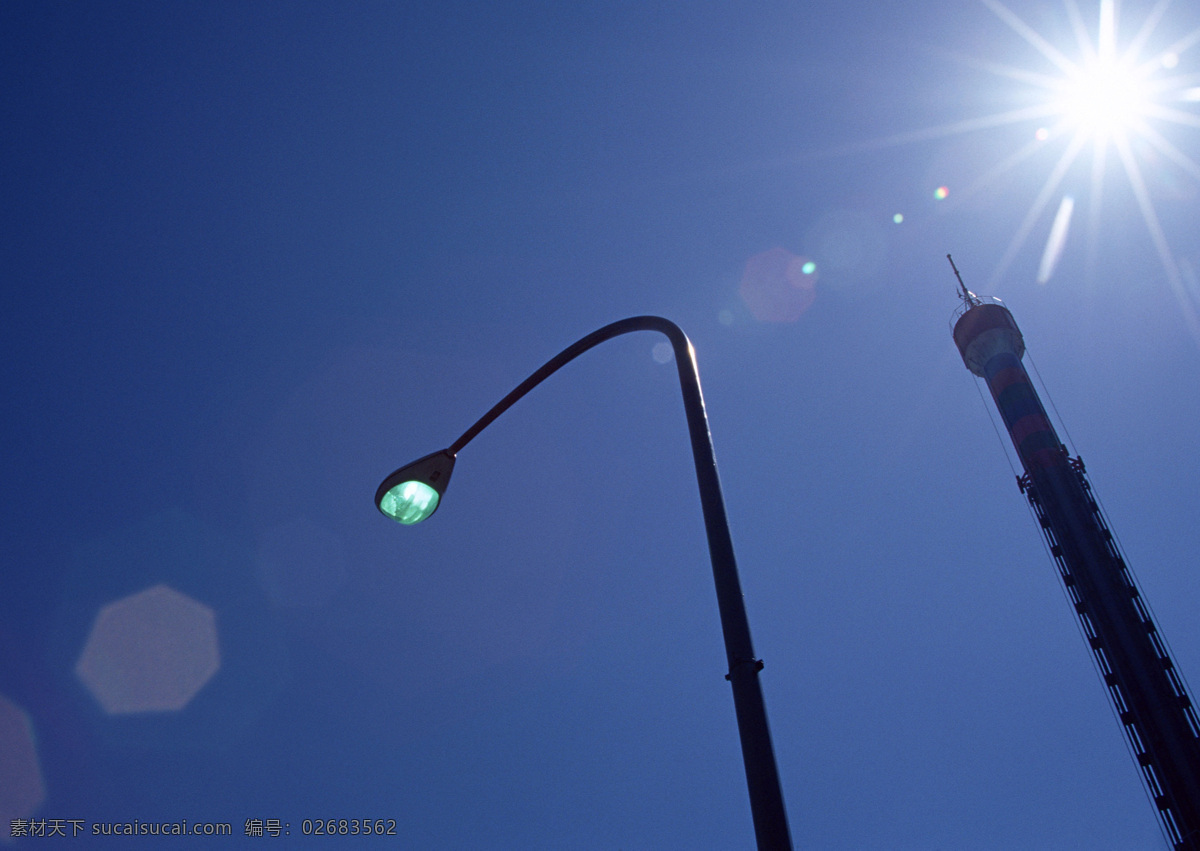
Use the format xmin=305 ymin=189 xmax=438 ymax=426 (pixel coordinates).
xmin=375 ymin=450 xmax=455 ymax=524
xmin=375 ymin=316 xmax=793 ymax=850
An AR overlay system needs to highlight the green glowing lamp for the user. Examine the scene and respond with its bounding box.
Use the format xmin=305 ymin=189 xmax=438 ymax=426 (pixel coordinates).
xmin=375 ymin=449 xmax=456 ymax=524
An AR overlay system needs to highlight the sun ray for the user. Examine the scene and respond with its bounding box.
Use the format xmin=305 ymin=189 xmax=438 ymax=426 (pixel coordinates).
xmin=1114 ymin=134 xmax=1200 ymax=340
xmin=1143 ymin=72 xmax=1200 ymax=98
xmin=1084 ymin=131 xmax=1108 ymax=285
xmin=982 ymin=0 xmax=1080 ymax=77
xmin=958 ymin=56 xmax=1071 ymax=91
xmin=1142 ymin=102 xmax=1200 ymax=128
xmin=1132 ymin=118 xmax=1200 ymax=180
xmin=956 ymin=133 xmax=1056 ymax=204
xmin=1158 ymin=23 xmax=1200 ymax=64
xmin=1121 ymin=0 xmax=1171 ymax=66
xmin=1098 ymin=0 xmax=1116 ymax=60
xmin=989 ymin=130 xmax=1091 ymax=287
xmin=1065 ymin=0 xmax=1099 ymax=65
xmin=820 ymin=104 xmax=1061 ymax=156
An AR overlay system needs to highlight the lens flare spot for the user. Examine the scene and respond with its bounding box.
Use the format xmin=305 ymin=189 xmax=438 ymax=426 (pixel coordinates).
xmin=718 ymin=309 xmax=734 ymax=326
xmin=1162 ymin=52 xmax=1179 ymax=69
xmin=0 ymin=694 xmax=44 ymax=832
xmin=1035 ymin=127 xmax=1049 ymax=141
xmin=1037 ymin=195 xmax=1075 ymax=284
xmin=892 ymin=213 xmax=904 ymax=224
xmin=75 ymin=584 xmax=220 ymax=714
xmin=739 ymin=247 xmax=817 ymax=323
xmin=651 ymin=342 xmax=673 ymax=364
xmin=934 ymin=186 xmax=949 ymax=200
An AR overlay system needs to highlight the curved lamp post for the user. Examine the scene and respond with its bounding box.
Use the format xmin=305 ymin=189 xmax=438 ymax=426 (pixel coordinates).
xmin=375 ymin=316 xmax=793 ymax=850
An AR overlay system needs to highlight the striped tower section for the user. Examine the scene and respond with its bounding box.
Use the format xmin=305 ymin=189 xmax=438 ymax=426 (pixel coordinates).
xmin=954 ymin=299 xmax=1200 ymax=851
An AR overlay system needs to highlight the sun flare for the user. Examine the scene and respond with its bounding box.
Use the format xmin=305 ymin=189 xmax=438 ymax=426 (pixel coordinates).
xmin=825 ymin=1 xmax=1200 ymax=339
xmin=956 ymin=0 xmax=1200 ymax=337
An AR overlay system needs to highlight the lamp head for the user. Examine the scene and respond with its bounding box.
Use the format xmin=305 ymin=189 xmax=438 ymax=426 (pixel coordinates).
xmin=375 ymin=449 xmax=456 ymax=524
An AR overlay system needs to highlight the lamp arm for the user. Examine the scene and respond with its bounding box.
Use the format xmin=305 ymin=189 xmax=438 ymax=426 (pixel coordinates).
xmin=451 ymin=316 xmax=677 ymax=452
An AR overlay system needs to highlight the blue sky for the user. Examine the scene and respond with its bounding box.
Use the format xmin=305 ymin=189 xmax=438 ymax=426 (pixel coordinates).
xmin=4 ymin=1 xmax=1200 ymax=848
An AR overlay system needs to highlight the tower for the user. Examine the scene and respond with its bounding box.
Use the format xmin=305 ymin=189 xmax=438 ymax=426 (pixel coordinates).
xmin=949 ymin=260 xmax=1200 ymax=850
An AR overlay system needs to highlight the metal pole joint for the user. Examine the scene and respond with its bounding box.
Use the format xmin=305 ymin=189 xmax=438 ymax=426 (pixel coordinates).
xmin=726 ymin=658 xmax=766 ymax=681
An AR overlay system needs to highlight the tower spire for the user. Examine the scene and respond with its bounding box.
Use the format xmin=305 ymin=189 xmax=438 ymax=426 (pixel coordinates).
xmin=947 ymin=254 xmax=978 ymax=308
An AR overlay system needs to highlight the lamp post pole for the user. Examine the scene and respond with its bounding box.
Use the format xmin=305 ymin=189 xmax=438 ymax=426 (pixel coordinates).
xmin=376 ymin=316 xmax=793 ymax=850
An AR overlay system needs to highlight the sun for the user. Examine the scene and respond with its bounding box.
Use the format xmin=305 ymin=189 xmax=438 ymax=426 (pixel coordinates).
xmin=1058 ymin=52 xmax=1149 ymax=134
xmin=969 ymin=0 xmax=1200 ymax=335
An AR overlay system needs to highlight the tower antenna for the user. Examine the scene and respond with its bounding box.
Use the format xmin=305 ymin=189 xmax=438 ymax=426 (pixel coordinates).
xmin=947 ymin=254 xmax=977 ymax=308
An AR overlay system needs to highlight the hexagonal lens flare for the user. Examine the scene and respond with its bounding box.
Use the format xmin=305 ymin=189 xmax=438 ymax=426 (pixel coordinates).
xmin=75 ymin=584 xmax=220 ymax=714
xmin=0 ymin=694 xmax=44 ymax=833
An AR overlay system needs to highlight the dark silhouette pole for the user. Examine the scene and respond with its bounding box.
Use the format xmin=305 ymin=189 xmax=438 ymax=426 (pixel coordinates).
xmin=376 ymin=316 xmax=793 ymax=850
